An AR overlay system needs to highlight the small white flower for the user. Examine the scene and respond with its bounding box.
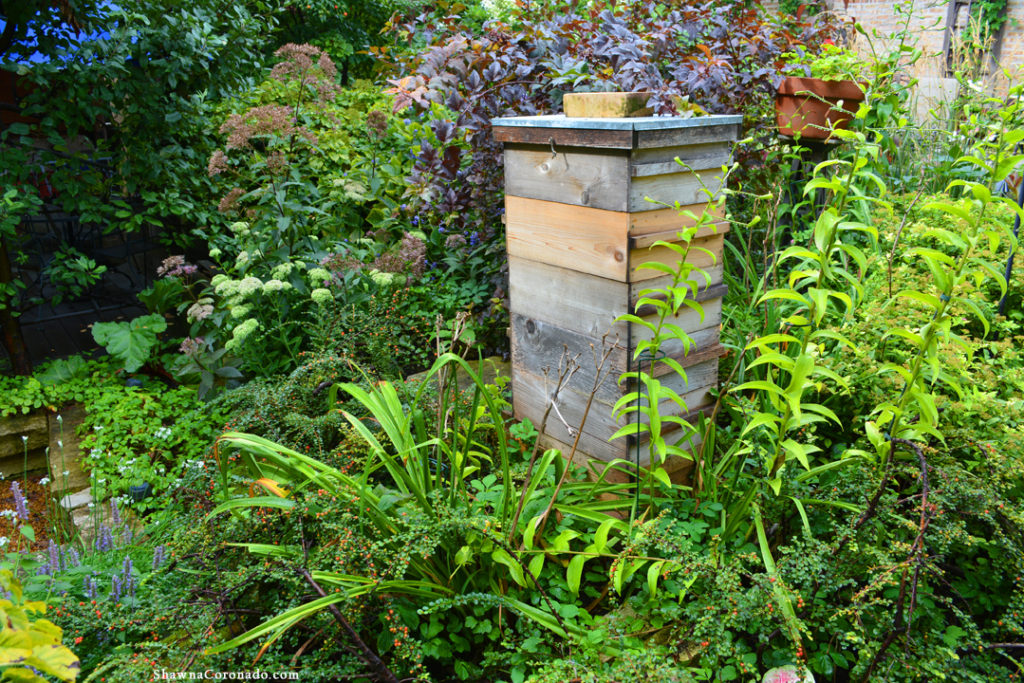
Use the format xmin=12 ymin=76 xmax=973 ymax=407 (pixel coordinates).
xmin=20 ymin=436 xmax=27 ymax=443
xmin=56 ymin=415 xmax=63 ymax=424
xmin=57 ymin=440 xmax=63 ymax=449
xmin=63 ymin=470 xmax=70 ymax=477
xmin=87 ymin=502 xmax=95 ymax=509
xmin=0 ymin=537 xmax=9 ymax=547
xmin=93 ymin=426 xmax=103 ymax=432
xmin=38 ymin=477 xmax=50 ymax=486
xmin=154 ymin=427 xmax=172 ymax=440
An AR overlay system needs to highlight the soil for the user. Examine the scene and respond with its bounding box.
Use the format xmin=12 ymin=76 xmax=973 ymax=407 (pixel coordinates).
xmin=0 ymin=474 xmax=58 ymax=552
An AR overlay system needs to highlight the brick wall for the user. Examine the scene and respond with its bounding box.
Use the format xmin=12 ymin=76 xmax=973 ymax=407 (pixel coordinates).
xmin=837 ymin=0 xmax=1023 ymax=84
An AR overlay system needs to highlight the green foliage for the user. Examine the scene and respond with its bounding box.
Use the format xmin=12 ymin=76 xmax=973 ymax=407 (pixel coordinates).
xmin=42 ymin=246 xmax=107 ymax=306
xmin=2 ymin=0 xmax=273 ymax=242
xmin=0 ymin=570 xmax=80 ymax=682
xmin=91 ymin=314 xmax=168 ymax=374
xmin=0 ymin=188 xmax=42 ymax=314
xmin=782 ymin=42 xmax=868 ymax=81
xmin=612 ymin=179 xmax=732 ymax=526
xmin=78 ymin=384 xmax=226 ymax=509
xmin=0 ymin=356 xmax=223 ymax=513
xmin=205 ymin=355 xmax=701 ymax=678
xmin=968 ymin=0 xmax=1010 ymax=41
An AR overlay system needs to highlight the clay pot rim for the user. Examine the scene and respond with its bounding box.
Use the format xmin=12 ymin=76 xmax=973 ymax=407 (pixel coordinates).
xmin=776 ymin=76 xmax=866 ymax=100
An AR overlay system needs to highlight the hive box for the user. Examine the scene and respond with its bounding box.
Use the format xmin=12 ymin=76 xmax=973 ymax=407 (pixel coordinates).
xmin=493 ymin=113 xmax=741 ymax=477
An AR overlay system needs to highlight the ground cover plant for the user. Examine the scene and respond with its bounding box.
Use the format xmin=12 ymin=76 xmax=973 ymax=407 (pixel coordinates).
xmin=2 ymin=0 xmax=1024 ymax=681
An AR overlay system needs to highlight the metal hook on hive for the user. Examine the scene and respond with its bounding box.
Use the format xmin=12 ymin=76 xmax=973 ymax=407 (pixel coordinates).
xmin=548 ymin=136 xmax=557 ymax=158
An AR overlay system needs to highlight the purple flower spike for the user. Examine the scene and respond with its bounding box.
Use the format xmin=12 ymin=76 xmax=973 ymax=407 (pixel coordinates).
xmin=110 ymin=500 xmax=122 ymax=527
xmin=152 ymin=545 xmax=166 ymax=570
xmin=48 ymin=539 xmax=61 ymax=573
xmin=94 ymin=525 xmax=114 ymax=552
xmin=10 ymin=482 xmax=28 ymax=521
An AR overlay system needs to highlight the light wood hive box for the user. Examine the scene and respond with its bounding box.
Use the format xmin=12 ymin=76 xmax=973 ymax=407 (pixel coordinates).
xmin=492 ymin=112 xmax=741 ymax=478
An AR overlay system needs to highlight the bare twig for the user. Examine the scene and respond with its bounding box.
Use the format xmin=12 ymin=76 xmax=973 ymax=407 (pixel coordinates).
xmin=862 ymin=438 xmax=932 ymax=681
xmin=508 ymin=348 xmax=581 ymax=542
xmin=535 ymin=334 xmax=618 ymax=541
xmin=486 ymin=533 xmax=572 ymax=656
xmin=295 ymin=567 xmax=399 ymax=683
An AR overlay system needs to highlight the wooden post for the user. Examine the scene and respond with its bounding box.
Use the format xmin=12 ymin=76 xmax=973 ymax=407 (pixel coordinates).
xmin=493 ymin=112 xmax=741 ymax=478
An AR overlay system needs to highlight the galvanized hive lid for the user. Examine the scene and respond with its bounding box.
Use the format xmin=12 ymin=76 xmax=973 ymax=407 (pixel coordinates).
xmin=491 ymin=113 xmax=744 ymax=150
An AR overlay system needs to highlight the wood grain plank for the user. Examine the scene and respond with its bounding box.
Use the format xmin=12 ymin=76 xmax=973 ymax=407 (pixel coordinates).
xmin=508 ymin=256 xmax=724 ymax=340
xmin=631 ymin=141 xmax=733 ymax=166
xmin=630 ymin=233 xmax=725 ymax=282
xmin=514 ymin=354 xmax=717 ymax=419
xmin=628 ymin=204 xmax=725 ymax=236
xmin=511 ymin=313 xmax=723 ymax=402
xmin=634 ymin=283 xmax=728 ymax=318
xmin=505 ymin=146 xmax=630 ymax=211
xmin=505 ymin=196 xmax=725 ymax=242
xmin=629 ymin=221 xmax=730 ymax=249
xmin=506 ymin=195 xmax=629 ymax=280
xmin=629 ymin=268 xmax=725 ymax=307
xmin=629 ymin=169 xmax=724 ymax=212
xmin=635 ymin=123 xmax=740 ymax=149
xmin=494 ymin=126 xmax=635 ymax=149
xmin=513 ymin=365 xmax=711 ymax=464
xmin=631 ymin=142 xmax=733 ymax=177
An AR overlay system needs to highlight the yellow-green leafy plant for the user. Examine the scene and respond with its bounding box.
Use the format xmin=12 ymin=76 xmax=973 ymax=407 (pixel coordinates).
xmin=867 ymin=83 xmax=1024 ymax=467
xmin=611 ymin=169 xmax=734 ymax=527
xmin=0 ymin=570 xmax=80 ymax=682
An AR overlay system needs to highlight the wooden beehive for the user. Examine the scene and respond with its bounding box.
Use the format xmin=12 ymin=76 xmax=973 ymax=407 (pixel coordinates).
xmin=493 ymin=113 xmax=741 ymax=476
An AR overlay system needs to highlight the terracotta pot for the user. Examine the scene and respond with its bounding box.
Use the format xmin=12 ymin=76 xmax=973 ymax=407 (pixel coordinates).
xmin=775 ymin=77 xmax=866 ymax=139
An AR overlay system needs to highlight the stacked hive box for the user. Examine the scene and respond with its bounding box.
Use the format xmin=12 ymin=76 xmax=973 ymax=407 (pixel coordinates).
xmin=492 ymin=113 xmax=741 ymax=476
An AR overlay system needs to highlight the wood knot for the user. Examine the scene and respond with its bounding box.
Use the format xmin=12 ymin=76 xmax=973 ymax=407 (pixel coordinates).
xmin=526 ymin=319 xmax=536 ymax=334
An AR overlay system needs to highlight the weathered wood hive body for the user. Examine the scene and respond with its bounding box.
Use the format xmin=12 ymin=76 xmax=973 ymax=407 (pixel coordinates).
xmin=493 ymin=113 xmax=741 ymax=474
